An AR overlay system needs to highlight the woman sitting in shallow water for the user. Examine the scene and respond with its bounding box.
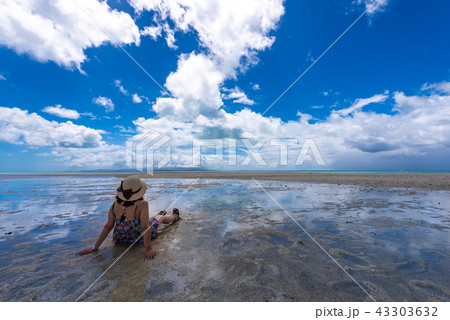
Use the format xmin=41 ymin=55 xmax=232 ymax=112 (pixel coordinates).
xmin=76 ymin=175 xmax=179 ymax=260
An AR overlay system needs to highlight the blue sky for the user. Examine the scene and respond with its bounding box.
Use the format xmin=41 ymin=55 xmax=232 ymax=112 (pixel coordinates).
xmin=0 ymin=0 xmax=450 ymax=171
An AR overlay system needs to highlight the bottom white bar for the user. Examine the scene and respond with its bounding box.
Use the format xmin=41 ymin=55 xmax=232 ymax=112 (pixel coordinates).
xmin=2 ymin=302 xmax=449 ymax=320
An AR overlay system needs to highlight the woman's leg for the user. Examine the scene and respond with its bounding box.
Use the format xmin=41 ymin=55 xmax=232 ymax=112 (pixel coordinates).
xmin=152 ymin=214 xmax=179 ymax=225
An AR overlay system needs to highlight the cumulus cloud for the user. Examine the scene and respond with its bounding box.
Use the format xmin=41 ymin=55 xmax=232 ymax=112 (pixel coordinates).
xmin=131 ymin=0 xmax=284 ymax=74
xmin=223 ymin=87 xmax=255 ymax=105
xmin=252 ymin=84 xmax=260 ymax=90
xmin=0 ymin=106 xmax=104 ymax=148
xmin=9 ymin=82 xmax=447 ymax=170
xmin=42 ymin=104 xmax=80 ymax=119
xmin=141 ymin=25 xmax=162 ymax=40
xmin=162 ymin=22 xmax=178 ymax=49
xmin=140 ymin=21 xmax=176 ymax=48
xmin=0 ymin=0 xmax=140 ymax=70
xmin=132 ymin=93 xmax=143 ymax=103
xmin=0 ymin=106 xmax=120 ymax=169
xmin=133 ymin=81 xmax=450 ymax=169
xmin=152 ymin=52 xmax=226 ymax=119
xmin=132 ymin=0 xmax=284 ymax=122
xmin=4 ymin=0 xmax=419 ymax=170
xmin=47 ymin=144 xmax=126 ymax=169
xmin=93 ymin=96 xmax=114 ymax=112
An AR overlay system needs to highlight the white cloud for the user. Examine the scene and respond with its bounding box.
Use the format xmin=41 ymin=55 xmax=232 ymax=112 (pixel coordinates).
xmin=93 ymin=96 xmax=114 ymax=112
xmin=80 ymin=112 xmax=96 ymax=120
xmin=311 ymin=105 xmax=323 ymax=109
xmin=140 ymin=21 xmax=177 ymax=48
xmin=152 ymin=52 xmax=226 ymax=119
xmin=223 ymin=87 xmax=255 ymax=105
xmin=163 ymin=22 xmax=178 ymax=49
xmin=131 ymin=0 xmax=284 ymax=75
xmin=42 ymin=104 xmax=80 ymax=119
xmin=0 ymin=0 xmax=140 ymax=70
xmin=132 ymin=93 xmax=143 ymax=103
xmin=141 ymin=25 xmax=162 ymax=40
xmin=252 ymin=83 xmax=260 ymax=90
xmin=132 ymin=0 xmax=284 ymax=121
xmin=296 ymin=111 xmax=314 ymax=124
xmin=0 ymin=106 xmax=104 ymax=148
xmin=114 ymin=125 xmax=135 ymax=133
xmin=114 ymin=80 xmax=147 ymax=104
xmin=334 ymin=93 xmax=388 ymax=116
xmin=133 ymin=81 xmax=450 ymax=169
xmin=0 ymin=106 xmax=123 ymax=169
xmin=9 ymin=83 xmax=445 ymax=170
xmin=322 ymin=90 xmax=339 ymax=96
xmin=353 ymin=0 xmax=389 ymax=15
xmin=114 ymin=80 xmax=129 ymax=95
xmin=421 ymin=81 xmax=450 ymax=95
xmin=0 ymin=74 xmax=6 ymax=80
xmin=47 ymin=144 xmax=126 ymax=169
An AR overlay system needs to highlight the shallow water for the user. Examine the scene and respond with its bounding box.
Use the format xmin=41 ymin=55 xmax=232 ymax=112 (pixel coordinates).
xmin=0 ymin=176 xmax=448 ymax=301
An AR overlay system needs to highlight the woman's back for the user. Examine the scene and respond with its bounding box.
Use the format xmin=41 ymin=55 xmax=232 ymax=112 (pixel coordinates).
xmin=112 ymin=200 xmax=144 ymax=244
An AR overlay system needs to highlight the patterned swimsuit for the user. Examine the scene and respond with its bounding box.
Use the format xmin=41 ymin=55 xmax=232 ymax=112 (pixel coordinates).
xmin=112 ymin=201 xmax=159 ymax=243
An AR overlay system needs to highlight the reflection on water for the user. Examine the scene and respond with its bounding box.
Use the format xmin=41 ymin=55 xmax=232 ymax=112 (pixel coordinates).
xmin=0 ymin=176 xmax=448 ymax=301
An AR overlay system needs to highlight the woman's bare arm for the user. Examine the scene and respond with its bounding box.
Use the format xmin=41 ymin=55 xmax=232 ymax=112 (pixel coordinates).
xmin=139 ymin=201 xmax=157 ymax=261
xmin=76 ymin=204 xmax=115 ymax=256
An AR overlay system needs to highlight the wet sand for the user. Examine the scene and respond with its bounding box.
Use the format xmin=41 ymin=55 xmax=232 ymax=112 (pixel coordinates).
xmin=6 ymin=171 xmax=450 ymax=190
xmin=0 ymin=176 xmax=449 ymax=301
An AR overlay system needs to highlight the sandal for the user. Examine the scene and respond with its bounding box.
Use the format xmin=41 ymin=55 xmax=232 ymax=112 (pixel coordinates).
xmin=158 ymin=210 xmax=167 ymax=216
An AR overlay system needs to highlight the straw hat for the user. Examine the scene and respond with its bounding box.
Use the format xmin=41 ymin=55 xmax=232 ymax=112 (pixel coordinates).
xmin=116 ymin=175 xmax=147 ymax=201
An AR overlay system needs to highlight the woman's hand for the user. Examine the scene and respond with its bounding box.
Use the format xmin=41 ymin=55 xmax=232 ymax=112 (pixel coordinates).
xmin=76 ymin=247 xmax=97 ymax=256
xmin=144 ymin=249 xmax=157 ymax=261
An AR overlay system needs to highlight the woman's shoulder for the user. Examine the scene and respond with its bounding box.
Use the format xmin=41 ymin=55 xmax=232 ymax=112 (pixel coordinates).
xmin=139 ymin=199 xmax=148 ymax=206
xmin=136 ymin=199 xmax=148 ymax=212
xmin=111 ymin=200 xmax=118 ymax=210
xmin=136 ymin=199 xmax=148 ymax=218
xmin=110 ymin=201 xmax=119 ymax=218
